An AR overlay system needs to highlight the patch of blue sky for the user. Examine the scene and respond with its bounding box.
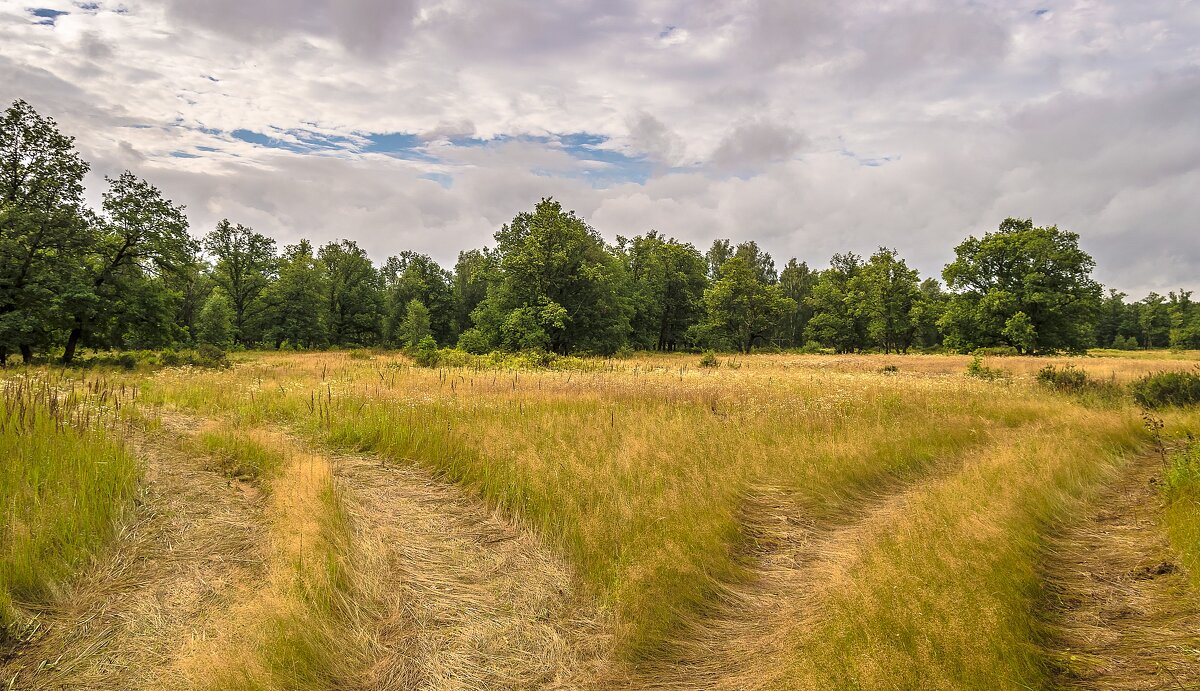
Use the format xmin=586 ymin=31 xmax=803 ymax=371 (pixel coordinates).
xmin=30 ymin=8 xmax=68 ymax=25
xmin=1032 ymin=8 xmax=1050 ymax=16
xmin=555 ymin=132 xmax=651 ymax=186
xmin=229 ymin=127 xmax=362 ymax=155
xmin=361 ymin=132 xmax=438 ymax=161
xmin=170 ymin=151 xmax=200 ymax=158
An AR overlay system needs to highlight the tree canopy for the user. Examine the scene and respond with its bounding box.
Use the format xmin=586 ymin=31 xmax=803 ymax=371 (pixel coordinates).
xmin=4 ymin=99 xmax=1190 ymax=363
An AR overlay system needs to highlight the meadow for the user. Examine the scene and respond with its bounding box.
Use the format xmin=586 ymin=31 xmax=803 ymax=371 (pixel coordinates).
xmin=2 ymin=350 xmax=1199 ymax=689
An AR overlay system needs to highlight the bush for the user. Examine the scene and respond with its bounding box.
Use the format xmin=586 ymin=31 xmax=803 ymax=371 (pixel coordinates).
xmin=1035 ymin=365 xmax=1090 ymax=392
xmin=879 ymin=364 xmax=899 ymax=374
xmin=1130 ymin=370 xmax=1200 ymax=409
xmin=412 ymin=336 xmax=441 ymax=367
xmin=966 ymin=355 xmax=1007 ymax=381
xmin=971 ymin=346 xmax=1019 ymax=357
xmin=347 ymin=349 xmax=373 ymax=361
xmin=699 ymin=351 xmax=720 ymax=368
xmin=196 ymin=344 xmax=231 ymax=368
xmin=456 ymin=328 xmax=492 ymax=355
xmin=1112 ymin=335 xmax=1139 ymax=350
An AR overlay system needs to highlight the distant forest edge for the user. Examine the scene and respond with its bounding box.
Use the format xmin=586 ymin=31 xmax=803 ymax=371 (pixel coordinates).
xmin=2 ymin=99 xmax=1197 ymax=365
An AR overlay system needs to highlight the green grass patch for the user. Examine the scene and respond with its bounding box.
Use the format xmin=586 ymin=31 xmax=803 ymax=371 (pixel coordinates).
xmin=1164 ymin=437 xmax=1200 ymax=586
xmin=198 ymin=429 xmax=286 ymax=484
xmin=0 ymin=375 xmax=139 ymax=647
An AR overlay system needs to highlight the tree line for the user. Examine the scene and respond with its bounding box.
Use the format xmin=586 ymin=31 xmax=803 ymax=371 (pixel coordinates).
xmin=2 ymin=100 xmax=1198 ymax=364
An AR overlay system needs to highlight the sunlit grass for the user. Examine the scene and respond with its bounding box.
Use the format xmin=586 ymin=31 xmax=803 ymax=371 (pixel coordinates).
xmin=0 ymin=373 xmax=139 ymax=646
xmin=138 ymin=350 xmax=1186 ymax=671
xmin=1163 ymin=433 xmax=1200 ymax=587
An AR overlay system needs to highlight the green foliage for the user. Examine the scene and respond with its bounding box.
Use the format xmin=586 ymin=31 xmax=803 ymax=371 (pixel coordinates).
xmin=1112 ymin=335 xmax=1139 ymax=350
xmin=700 ymin=256 xmax=795 ymax=353
xmin=399 ymin=299 xmax=432 ymax=348
xmin=59 ymin=171 xmax=195 ymax=364
xmin=0 ymin=100 xmax=91 ymax=363
xmin=777 ymin=259 xmax=820 ymax=347
xmin=1034 ymin=365 xmax=1121 ymax=402
xmin=196 ymin=287 xmax=235 ymax=347
xmin=204 ymin=219 xmax=277 ymax=347
xmin=471 ymin=198 xmax=631 ymax=355
xmin=1129 ymin=369 xmax=1200 ymax=408
xmin=698 ymin=350 xmax=720 ymax=368
xmin=805 ymin=253 xmax=867 ymax=353
xmin=941 ymin=218 xmax=1101 ymax=354
xmin=263 ymin=239 xmax=328 ymax=349
xmin=456 ymin=327 xmax=492 ymax=354
xmin=851 ymin=248 xmax=924 ymax=354
xmin=971 ymin=345 xmax=1019 ymax=357
xmin=965 ymin=355 xmax=1008 ymax=380
xmin=319 ymin=240 xmax=384 ymax=347
xmin=619 ymin=231 xmax=707 ymax=351
xmin=382 ymin=251 xmax=454 ymax=345
xmin=0 ymin=375 xmax=138 ymax=646
xmin=412 ymin=335 xmax=440 ymax=367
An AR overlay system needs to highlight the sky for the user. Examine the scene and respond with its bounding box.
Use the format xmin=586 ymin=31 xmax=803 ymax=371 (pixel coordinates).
xmin=2 ymin=0 xmax=1198 ymax=296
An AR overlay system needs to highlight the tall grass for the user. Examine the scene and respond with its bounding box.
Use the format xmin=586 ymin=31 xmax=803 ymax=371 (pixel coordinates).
xmin=756 ymin=414 xmax=1144 ymax=689
xmin=142 ymin=352 xmax=1146 ymax=665
xmin=1164 ymin=436 xmax=1200 ymax=586
xmin=0 ymin=374 xmax=139 ymax=646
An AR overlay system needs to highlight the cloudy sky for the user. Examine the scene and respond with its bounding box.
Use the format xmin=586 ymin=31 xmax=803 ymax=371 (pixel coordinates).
xmin=2 ymin=1 xmax=1198 ymax=295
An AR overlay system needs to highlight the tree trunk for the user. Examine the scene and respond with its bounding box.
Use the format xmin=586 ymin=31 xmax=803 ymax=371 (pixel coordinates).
xmin=19 ymin=344 xmax=33 ymax=364
xmin=0 ymin=347 xmax=6 ymax=367
xmin=62 ymin=325 xmax=83 ymax=364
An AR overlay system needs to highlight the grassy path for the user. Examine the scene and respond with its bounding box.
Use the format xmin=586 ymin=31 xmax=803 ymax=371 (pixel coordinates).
xmin=334 ymin=453 xmax=615 ymax=689
xmin=630 ymin=456 xmax=969 ymax=689
xmin=2 ymin=405 xmax=616 ymax=689
xmin=1041 ymin=452 xmax=1200 ymax=689
xmin=0 ymin=413 xmax=270 ymax=690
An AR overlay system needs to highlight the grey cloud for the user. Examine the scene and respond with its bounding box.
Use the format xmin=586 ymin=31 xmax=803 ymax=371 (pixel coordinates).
xmin=710 ymin=121 xmax=807 ymax=173
xmin=164 ymin=0 xmax=418 ymax=56
xmin=1 ymin=0 xmax=1198 ymax=295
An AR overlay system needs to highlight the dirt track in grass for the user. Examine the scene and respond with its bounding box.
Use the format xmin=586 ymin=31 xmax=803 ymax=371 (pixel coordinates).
xmin=0 ymin=413 xmax=269 ymax=690
xmin=2 ymin=410 xmax=615 ymax=690
xmin=1041 ymin=452 xmax=1200 ymax=690
xmin=332 ymin=452 xmax=615 ymax=689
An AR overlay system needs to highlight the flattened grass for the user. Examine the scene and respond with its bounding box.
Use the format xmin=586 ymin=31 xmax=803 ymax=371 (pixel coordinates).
xmin=142 ymin=351 xmax=1145 ymax=666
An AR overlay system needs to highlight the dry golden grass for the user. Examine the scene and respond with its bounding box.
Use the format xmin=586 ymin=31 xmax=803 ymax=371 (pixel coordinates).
xmin=0 ymin=412 xmax=269 ymax=690
xmin=1041 ymin=452 xmax=1200 ymax=689
xmin=12 ymin=349 xmax=1199 ymax=688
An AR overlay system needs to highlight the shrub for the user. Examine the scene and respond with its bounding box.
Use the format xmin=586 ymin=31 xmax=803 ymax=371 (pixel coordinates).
xmin=1035 ymin=365 xmax=1090 ymax=392
xmin=347 ymin=349 xmax=373 ymax=361
xmin=966 ymin=355 xmax=1007 ymax=381
xmin=412 ymin=336 xmax=441 ymax=367
xmin=698 ymin=351 xmax=720 ymax=368
xmin=879 ymin=364 xmax=899 ymax=374
xmin=971 ymin=346 xmax=1019 ymax=357
xmin=1112 ymin=335 xmax=1139 ymax=350
xmin=1130 ymin=369 xmax=1200 ymax=409
xmin=456 ymin=328 xmax=492 ymax=355
xmin=116 ymin=353 xmax=138 ymax=370
xmin=196 ymin=344 xmax=231 ymax=368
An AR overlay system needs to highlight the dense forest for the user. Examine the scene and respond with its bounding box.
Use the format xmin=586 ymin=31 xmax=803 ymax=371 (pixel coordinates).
xmin=2 ymin=99 xmax=1198 ymax=364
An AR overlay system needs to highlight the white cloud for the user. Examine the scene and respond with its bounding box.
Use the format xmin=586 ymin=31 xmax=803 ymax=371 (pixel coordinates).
xmin=0 ymin=0 xmax=1197 ymax=295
